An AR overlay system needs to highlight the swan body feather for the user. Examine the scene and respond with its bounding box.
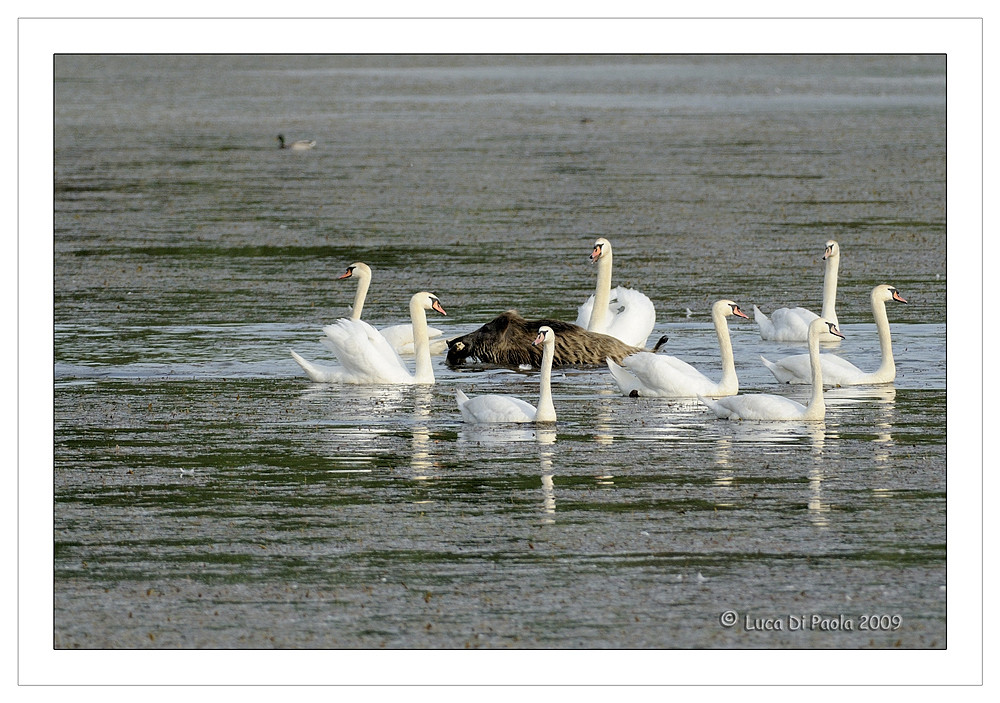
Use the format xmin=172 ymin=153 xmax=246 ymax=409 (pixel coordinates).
xmin=337 ymin=262 xmax=445 ymax=355
xmin=608 ymin=300 xmax=748 ymax=397
xmin=456 ymin=326 xmax=557 ymax=424
xmin=575 ymin=238 xmax=656 ymax=347
xmin=754 ymin=240 xmax=842 ymax=342
xmin=700 ymin=317 xmax=843 ymax=421
xmin=291 ymin=292 xmax=446 ymax=384
xmin=761 ymin=285 xmax=907 ymax=386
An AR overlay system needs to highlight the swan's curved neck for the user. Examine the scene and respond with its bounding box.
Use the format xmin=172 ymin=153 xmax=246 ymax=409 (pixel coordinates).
xmin=804 ymin=325 xmax=826 ymax=419
xmin=409 ymin=297 xmax=434 ymax=384
xmin=820 ymin=254 xmax=840 ymax=325
xmin=535 ymin=339 xmax=556 ymax=422
xmin=712 ymin=305 xmax=738 ymax=392
xmin=349 ymin=269 xmax=372 ymax=321
xmin=587 ymin=248 xmax=613 ymax=331
xmin=871 ymin=292 xmax=896 ymax=381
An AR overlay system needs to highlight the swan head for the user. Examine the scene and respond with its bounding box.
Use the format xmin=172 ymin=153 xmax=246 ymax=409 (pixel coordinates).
xmin=822 ymin=240 xmax=839 ymax=261
xmin=590 ymin=237 xmax=612 ymax=263
xmin=714 ymin=299 xmax=750 ymax=319
xmin=412 ymin=292 xmax=447 ymax=316
xmin=337 ymin=262 xmax=372 ymax=281
xmin=811 ymin=318 xmax=845 ymax=340
xmin=874 ymin=284 xmax=908 ymax=305
xmin=533 ymin=325 xmax=555 ymax=347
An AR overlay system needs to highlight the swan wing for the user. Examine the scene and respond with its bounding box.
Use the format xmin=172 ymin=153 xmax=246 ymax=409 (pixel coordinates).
xmin=763 ymin=353 xmax=866 ymax=385
xmin=759 ymin=306 xmax=818 ymax=341
xmin=322 ymin=320 xmax=413 ymax=383
xmin=618 ymin=352 xmax=716 ymax=397
xmin=575 ymin=295 xmax=596 ymax=328
xmin=703 ymin=393 xmax=807 ymax=421
xmin=817 ymin=354 xmax=866 ymax=384
xmin=602 ymin=286 xmax=657 ymax=348
xmin=457 ymin=393 xmax=536 ymax=423
xmin=379 ymin=323 xmax=445 ymax=355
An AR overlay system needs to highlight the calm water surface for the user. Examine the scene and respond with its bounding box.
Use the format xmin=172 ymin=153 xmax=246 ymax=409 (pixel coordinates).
xmin=53 ymin=55 xmax=946 ymax=649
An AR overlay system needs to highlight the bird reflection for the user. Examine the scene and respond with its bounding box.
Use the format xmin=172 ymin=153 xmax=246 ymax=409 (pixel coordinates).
xmin=538 ymin=428 xmax=557 ymax=522
xmin=713 ymin=436 xmax=734 ymax=489
xmin=410 ymin=387 xmax=434 ymax=480
xmin=807 ymin=423 xmax=830 ymax=528
xmin=870 ymin=387 xmax=897 ymax=465
xmin=594 ymin=388 xmax=615 ymax=445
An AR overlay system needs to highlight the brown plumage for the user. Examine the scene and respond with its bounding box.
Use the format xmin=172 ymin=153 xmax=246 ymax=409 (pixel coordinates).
xmin=446 ymin=310 xmax=666 ymax=368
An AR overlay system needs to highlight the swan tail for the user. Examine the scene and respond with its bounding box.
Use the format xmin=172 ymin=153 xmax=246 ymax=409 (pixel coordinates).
xmin=290 ymin=350 xmax=340 ymax=383
xmin=455 ymin=389 xmax=470 ymax=407
xmin=697 ymin=394 xmax=725 ymax=418
xmin=760 ymin=355 xmax=780 ymax=378
xmin=760 ymin=354 xmax=801 ymax=384
xmin=607 ymin=357 xmax=641 ymax=396
xmin=753 ymin=305 xmax=774 ymax=339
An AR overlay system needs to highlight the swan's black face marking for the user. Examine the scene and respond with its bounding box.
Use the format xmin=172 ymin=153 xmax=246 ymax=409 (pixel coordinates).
xmin=532 ymin=329 xmax=549 ymax=347
xmin=730 ymin=303 xmax=749 ymax=319
xmin=337 ymin=265 xmax=356 ymax=280
xmin=590 ymin=242 xmax=604 ymax=263
xmin=430 ymin=296 xmax=447 ymax=316
xmin=826 ymin=322 xmax=846 ymax=339
xmin=823 ymin=243 xmax=836 ymax=260
xmin=890 ymin=288 xmax=908 ymax=304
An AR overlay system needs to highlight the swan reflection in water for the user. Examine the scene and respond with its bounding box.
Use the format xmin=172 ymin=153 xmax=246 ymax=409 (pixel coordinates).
xmin=827 ymin=385 xmax=897 ymax=465
xmin=594 ymin=388 xmax=615 ymax=446
xmin=538 ymin=428 xmax=557 ymax=523
xmin=807 ymin=424 xmax=831 ymax=528
xmin=299 ymin=384 xmax=408 ymax=473
xmin=456 ymin=424 xmax=561 ymax=522
xmin=709 ymin=421 xmax=833 ymax=525
xmin=410 ymin=387 xmax=435 ymax=481
xmin=713 ymin=436 xmax=733 ymax=485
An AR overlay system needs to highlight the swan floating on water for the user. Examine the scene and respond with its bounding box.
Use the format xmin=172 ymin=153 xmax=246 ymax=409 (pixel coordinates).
xmin=335 ymin=262 xmax=446 ymax=355
xmin=575 ymin=237 xmax=656 ymax=348
xmin=290 ymin=291 xmax=446 ymax=384
xmin=761 ymin=285 xmax=907 ymax=386
xmin=608 ymin=300 xmax=748 ymax=398
xmin=700 ymin=317 xmax=844 ymax=421
xmin=753 ymin=240 xmax=841 ymax=342
xmin=456 ymin=325 xmax=558 ymax=424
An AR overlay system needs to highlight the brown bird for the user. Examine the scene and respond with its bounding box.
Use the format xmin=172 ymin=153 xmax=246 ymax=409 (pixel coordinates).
xmin=445 ymin=310 xmax=667 ymax=368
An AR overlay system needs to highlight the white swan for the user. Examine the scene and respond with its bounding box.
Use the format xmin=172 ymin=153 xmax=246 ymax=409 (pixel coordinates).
xmin=761 ymin=285 xmax=907 ymax=386
xmin=290 ymin=292 xmax=447 ymax=384
xmin=700 ymin=317 xmax=844 ymax=421
xmin=753 ymin=240 xmax=841 ymax=342
xmin=607 ymin=300 xmax=748 ymax=397
xmin=456 ymin=326 xmax=557 ymax=424
xmin=277 ymin=134 xmax=316 ymax=150
xmin=336 ymin=262 xmax=446 ymax=355
xmin=575 ymin=237 xmax=656 ymax=348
